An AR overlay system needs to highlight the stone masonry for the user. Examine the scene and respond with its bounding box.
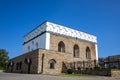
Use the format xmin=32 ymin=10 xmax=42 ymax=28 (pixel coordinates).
xmin=50 ymin=33 xmax=96 ymax=61
xmin=6 ymin=21 xmax=98 ymax=75
xmin=7 ymin=33 xmax=97 ymax=75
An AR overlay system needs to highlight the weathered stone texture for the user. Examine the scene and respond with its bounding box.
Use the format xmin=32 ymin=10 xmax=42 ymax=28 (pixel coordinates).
xmin=50 ymin=33 xmax=96 ymax=61
xmin=38 ymin=49 xmax=72 ymax=74
xmin=7 ymin=50 xmax=39 ymax=74
xmin=7 ymin=33 xmax=97 ymax=75
xmin=111 ymin=69 xmax=120 ymax=77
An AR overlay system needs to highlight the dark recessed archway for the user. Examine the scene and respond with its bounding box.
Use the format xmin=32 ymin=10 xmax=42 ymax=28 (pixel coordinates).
xmin=73 ymin=44 xmax=79 ymax=58
xmin=58 ymin=41 xmax=65 ymax=52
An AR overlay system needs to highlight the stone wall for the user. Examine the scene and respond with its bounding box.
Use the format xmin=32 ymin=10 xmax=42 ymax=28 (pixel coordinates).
xmin=37 ymin=49 xmax=73 ymax=75
xmin=6 ymin=48 xmax=97 ymax=75
xmin=73 ymin=69 xmax=111 ymax=76
xmin=6 ymin=49 xmax=73 ymax=75
xmin=111 ymin=69 xmax=120 ymax=77
xmin=6 ymin=33 xmax=97 ymax=75
xmin=50 ymin=33 xmax=96 ymax=61
xmin=7 ymin=49 xmax=39 ymax=74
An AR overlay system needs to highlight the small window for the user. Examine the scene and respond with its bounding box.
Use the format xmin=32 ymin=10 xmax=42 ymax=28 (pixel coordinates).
xmin=50 ymin=62 xmax=54 ymax=69
xmin=28 ymin=46 xmax=30 ymax=52
xmin=19 ymin=62 xmax=22 ymax=70
xmin=48 ymin=59 xmax=56 ymax=69
xmin=86 ymin=47 xmax=91 ymax=59
xmin=36 ymin=42 xmax=38 ymax=49
xmin=32 ymin=41 xmax=34 ymax=50
xmin=73 ymin=44 xmax=79 ymax=58
xmin=32 ymin=41 xmax=34 ymax=45
xmin=58 ymin=41 xmax=65 ymax=52
xmin=16 ymin=63 xmax=19 ymax=70
xmin=16 ymin=62 xmax=22 ymax=70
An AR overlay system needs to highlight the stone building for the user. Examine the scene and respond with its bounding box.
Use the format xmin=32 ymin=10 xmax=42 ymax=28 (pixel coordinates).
xmin=99 ymin=55 xmax=120 ymax=69
xmin=6 ymin=21 xmax=98 ymax=74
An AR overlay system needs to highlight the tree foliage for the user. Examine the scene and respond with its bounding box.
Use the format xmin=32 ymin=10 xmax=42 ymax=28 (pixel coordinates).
xmin=0 ymin=49 xmax=9 ymax=69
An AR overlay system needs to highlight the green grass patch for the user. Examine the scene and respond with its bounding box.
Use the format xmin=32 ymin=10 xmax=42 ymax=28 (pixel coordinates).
xmin=0 ymin=66 xmax=4 ymax=70
xmin=62 ymin=73 xmax=90 ymax=77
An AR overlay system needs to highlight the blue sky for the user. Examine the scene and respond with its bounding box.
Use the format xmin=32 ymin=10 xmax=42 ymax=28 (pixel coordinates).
xmin=0 ymin=0 xmax=120 ymax=58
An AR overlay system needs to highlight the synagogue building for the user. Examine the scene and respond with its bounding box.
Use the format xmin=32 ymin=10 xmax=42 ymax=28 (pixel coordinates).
xmin=6 ymin=21 xmax=98 ymax=74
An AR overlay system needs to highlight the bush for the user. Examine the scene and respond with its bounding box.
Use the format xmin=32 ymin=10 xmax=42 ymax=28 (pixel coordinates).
xmin=77 ymin=67 xmax=81 ymax=70
xmin=67 ymin=69 xmax=73 ymax=74
xmin=0 ymin=66 xmax=4 ymax=70
xmin=94 ymin=66 xmax=101 ymax=71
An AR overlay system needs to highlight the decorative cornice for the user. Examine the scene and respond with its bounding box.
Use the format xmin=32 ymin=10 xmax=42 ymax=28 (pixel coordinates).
xmin=24 ymin=21 xmax=97 ymax=43
xmin=46 ymin=21 xmax=97 ymax=43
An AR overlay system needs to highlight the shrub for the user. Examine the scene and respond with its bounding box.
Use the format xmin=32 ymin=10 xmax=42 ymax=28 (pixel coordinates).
xmin=77 ymin=67 xmax=81 ymax=70
xmin=94 ymin=66 xmax=101 ymax=71
xmin=67 ymin=69 xmax=73 ymax=74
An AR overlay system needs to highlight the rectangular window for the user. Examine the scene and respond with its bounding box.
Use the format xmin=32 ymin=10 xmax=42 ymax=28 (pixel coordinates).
xmin=50 ymin=63 xmax=54 ymax=69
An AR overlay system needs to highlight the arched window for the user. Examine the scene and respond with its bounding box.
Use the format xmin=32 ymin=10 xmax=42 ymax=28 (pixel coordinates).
xmin=48 ymin=59 xmax=56 ymax=69
xmin=32 ymin=41 xmax=34 ymax=45
xmin=73 ymin=44 xmax=79 ymax=58
xmin=86 ymin=47 xmax=91 ymax=59
xmin=58 ymin=41 xmax=65 ymax=52
xmin=32 ymin=41 xmax=34 ymax=50
xmin=28 ymin=46 xmax=30 ymax=52
xmin=36 ymin=42 xmax=38 ymax=49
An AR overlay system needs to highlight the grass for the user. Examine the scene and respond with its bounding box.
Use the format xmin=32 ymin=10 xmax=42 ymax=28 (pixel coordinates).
xmin=0 ymin=66 xmax=4 ymax=70
xmin=62 ymin=73 xmax=90 ymax=77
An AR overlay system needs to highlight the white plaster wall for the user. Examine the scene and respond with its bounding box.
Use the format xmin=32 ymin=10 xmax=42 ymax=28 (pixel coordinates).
xmin=95 ymin=44 xmax=98 ymax=60
xmin=23 ymin=21 xmax=98 ymax=55
xmin=23 ymin=33 xmax=50 ymax=53
xmin=46 ymin=21 xmax=97 ymax=43
xmin=45 ymin=32 xmax=50 ymax=50
xmin=24 ymin=23 xmax=46 ymax=43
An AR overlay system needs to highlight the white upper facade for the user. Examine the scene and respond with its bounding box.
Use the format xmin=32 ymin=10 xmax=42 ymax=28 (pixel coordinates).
xmin=23 ymin=21 xmax=97 ymax=53
xmin=24 ymin=21 xmax=97 ymax=43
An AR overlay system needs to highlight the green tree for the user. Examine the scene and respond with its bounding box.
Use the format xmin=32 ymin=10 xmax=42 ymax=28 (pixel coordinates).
xmin=0 ymin=49 xmax=9 ymax=69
